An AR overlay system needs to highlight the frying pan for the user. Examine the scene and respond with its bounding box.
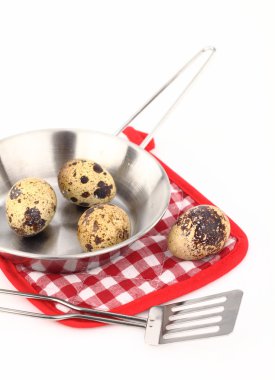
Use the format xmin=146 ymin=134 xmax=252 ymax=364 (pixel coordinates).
xmin=0 ymin=47 xmax=215 ymax=273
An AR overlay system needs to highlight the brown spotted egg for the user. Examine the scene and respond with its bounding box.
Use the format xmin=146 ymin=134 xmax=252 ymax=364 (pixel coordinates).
xmin=6 ymin=178 xmax=57 ymax=237
xmin=58 ymin=159 xmax=116 ymax=207
xmin=168 ymin=205 xmax=230 ymax=260
xmin=77 ymin=204 xmax=130 ymax=252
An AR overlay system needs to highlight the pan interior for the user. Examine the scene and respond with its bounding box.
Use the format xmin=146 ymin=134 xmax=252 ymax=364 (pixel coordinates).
xmin=0 ymin=130 xmax=170 ymax=258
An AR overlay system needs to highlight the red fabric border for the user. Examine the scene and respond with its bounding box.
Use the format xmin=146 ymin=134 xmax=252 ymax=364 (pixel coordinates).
xmin=0 ymin=127 xmax=248 ymax=327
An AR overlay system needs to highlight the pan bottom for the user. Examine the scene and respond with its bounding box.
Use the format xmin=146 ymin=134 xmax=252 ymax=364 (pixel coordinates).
xmin=0 ymin=177 xmax=136 ymax=258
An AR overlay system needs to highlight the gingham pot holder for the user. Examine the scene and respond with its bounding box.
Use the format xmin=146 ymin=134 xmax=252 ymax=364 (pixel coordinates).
xmin=0 ymin=127 xmax=248 ymax=328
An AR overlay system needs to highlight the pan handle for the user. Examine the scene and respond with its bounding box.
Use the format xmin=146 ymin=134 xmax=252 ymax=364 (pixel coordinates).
xmin=115 ymin=46 xmax=216 ymax=149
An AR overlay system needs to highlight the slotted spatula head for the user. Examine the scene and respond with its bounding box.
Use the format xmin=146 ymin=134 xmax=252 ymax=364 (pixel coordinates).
xmin=145 ymin=290 xmax=243 ymax=345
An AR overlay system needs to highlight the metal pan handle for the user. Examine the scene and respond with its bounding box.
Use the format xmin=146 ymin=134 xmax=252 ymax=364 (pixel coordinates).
xmin=115 ymin=46 xmax=216 ymax=149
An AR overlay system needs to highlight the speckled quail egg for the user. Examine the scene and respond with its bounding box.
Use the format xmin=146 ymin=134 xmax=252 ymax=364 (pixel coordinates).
xmin=77 ymin=204 xmax=130 ymax=252
xmin=58 ymin=159 xmax=116 ymax=207
xmin=168 ymin=205 xmax=230 ymax=260
xmin=6 ymin=178 xmax=57 ymax=237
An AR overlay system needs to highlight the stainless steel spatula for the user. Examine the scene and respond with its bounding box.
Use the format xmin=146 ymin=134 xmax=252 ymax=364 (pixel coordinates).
xmin=144 ymin=289 xmax=243 ymax=344
xmin=0 ymin=289 xmax=243 ymax=345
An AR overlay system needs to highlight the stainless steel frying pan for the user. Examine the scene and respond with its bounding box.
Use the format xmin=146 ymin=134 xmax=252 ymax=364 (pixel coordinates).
xmin=0 ymin=47 xmax=215 ymax=273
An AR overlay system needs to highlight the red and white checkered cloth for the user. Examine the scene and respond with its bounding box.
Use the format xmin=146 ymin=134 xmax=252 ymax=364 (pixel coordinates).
xmin=15 ymin=182 xmax=236 ymax=311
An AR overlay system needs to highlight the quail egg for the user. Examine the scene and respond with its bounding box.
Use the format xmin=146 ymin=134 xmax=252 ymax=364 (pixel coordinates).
xmin=168 ymin=205 xmax=230 ymax=260
xmin=58 ymin=159 xmax=116 ymax=207
xmin=77 ymin=204 xmax=130 ymax=252
xmin=6 ymin=178 xmax=57 ymax=237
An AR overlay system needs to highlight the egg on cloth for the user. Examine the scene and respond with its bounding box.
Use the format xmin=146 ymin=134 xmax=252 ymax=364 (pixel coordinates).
xmin=77 ymin=204 xmax=130 ymax=252
xmin=58 ymin=159 xmax=116 ymax=207
xmin=168 ymin=205 xmax=230 ymax=260
xmin=6 ymin=178 xmax=57 ymax=237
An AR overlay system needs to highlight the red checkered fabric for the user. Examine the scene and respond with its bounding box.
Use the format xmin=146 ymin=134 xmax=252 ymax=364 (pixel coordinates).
xmin=15 ymin=182 xmax=236 ymax=311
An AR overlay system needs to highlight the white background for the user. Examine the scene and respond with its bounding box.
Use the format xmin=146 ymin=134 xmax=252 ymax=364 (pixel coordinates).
xmin=0 ymin=1 xmax=274 ymax=379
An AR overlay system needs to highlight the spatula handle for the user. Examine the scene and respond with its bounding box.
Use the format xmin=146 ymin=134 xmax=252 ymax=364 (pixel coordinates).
xmin=0 ymin=305 xmax=146 ymax=327
xmin=0 ymin=288 xmax=147 ymax=327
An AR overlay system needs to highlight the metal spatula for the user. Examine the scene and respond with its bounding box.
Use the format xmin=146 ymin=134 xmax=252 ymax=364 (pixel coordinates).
xmin=0 ymin=289 xmax=243 ymax=345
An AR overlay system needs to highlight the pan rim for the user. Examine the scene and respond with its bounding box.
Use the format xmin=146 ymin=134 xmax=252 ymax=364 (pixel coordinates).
xmin=0 ymin=128 xmax=170 ymax=261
